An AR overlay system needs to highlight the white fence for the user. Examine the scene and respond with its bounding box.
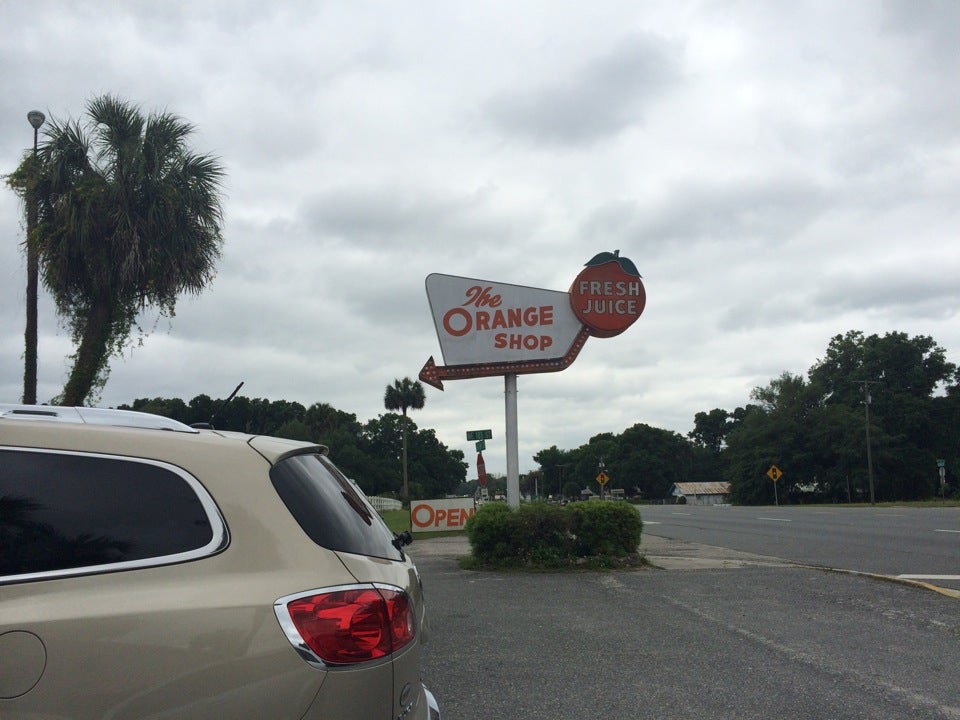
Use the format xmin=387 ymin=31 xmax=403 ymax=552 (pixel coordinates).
xmin=368 ymin=496 xmax=403 ymax=512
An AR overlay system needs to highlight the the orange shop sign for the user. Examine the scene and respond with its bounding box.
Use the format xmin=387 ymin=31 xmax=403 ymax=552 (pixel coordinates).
xmin=420 ymin=251 xmax=644 ymax=389
xmin=425 ymin=274 xmax=583 ymax=367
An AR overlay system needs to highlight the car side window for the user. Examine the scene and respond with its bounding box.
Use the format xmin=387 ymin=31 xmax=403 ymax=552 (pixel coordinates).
xmin=0 ymin=448 xmax=225 ymax=582
xmin=271 ymin=453 xmax=403 ymax=561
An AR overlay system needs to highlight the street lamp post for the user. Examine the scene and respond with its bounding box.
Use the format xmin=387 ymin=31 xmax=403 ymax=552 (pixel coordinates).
xmin=24 ymin=110 xmax=45 ymax=405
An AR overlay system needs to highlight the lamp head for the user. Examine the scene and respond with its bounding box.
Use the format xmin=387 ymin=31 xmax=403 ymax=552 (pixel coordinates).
xmin=28 ymin=111 xmax=45 ymax=130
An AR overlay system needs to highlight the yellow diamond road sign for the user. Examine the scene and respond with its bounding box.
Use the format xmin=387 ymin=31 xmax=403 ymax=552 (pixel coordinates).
xmin=767 ymin=465 xmax=783 ymax=482
xmin=596 ymin=471 xmax=610 ymax=486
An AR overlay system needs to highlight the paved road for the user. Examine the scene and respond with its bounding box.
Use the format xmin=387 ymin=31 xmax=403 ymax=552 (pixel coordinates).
xmin=411 ymin=535 xmax=960 ymax=720
xmin=638 ymin=504 xmax=960 ymax=592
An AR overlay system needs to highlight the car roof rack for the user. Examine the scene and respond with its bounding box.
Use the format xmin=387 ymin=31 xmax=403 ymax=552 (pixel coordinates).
xmin=0 ymin=405 xmax=198 ymax=433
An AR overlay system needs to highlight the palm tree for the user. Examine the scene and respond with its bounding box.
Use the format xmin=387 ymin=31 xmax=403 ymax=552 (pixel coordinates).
xmin=22 ymin=94 xmax=225 ymax=405
xmin=384 ymin=377 xmax=426 ymax=501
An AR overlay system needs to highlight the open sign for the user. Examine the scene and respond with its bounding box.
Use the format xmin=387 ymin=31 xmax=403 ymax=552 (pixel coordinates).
xmin=410 ymin=498 xmax=476 ymax=532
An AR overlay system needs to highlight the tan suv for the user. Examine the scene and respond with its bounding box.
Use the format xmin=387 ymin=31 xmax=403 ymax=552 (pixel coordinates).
xmin=0 ymin=405 xmax=440 ymax=720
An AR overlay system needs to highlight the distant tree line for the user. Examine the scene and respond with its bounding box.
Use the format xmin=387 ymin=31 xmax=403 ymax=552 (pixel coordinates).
xmin=530 ymin=423 xmax=694 ymax=501
xmin=718 ymin=330 xmax=959 ymax=504
xmin=119 ymin=395 xmax=466 ymax=500
xmin=123 ymin=329 xmax=958 ymax=507
xmin=528 ymin=330 xmax=959 ymax=505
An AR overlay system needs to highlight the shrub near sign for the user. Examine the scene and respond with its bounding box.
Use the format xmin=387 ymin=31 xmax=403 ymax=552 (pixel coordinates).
xmin=410 ymin=497 xmax=476 ymax=533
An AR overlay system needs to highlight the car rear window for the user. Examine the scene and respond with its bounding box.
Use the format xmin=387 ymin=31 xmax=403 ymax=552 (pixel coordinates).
xmin=270 ymin=453 xmax=403 ymax=561
xmin=0 ymin=448 xmax=225 ymax=581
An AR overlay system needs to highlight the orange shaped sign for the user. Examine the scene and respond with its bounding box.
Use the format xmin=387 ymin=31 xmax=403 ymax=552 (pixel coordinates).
xmin=569 ymin=250 xmax=646 ymax=338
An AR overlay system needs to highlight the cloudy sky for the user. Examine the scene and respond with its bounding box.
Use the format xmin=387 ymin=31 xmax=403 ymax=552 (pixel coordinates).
xmin=2 ymin=1 xmax=958 ymax=477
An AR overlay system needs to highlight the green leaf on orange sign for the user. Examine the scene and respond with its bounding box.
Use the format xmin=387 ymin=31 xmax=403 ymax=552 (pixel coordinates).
xmin=583 ymin=250 xmax=641 ymax=278
xmin=585 ymin=251 xmax=618 ymax=267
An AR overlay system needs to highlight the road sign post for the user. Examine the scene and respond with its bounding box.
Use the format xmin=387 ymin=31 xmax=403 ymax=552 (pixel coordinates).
xmin=767 ymin=465 xmax=782 ymax=506
xmin=505 ymin=374 xmax=519 ymax=507
xmin=596 ymin=459 xmax=608 ymax=500
xmin=477 ymin=452 xmax=489 ymax=503
xmin=596 ymin=470 xmax=609 ymax=501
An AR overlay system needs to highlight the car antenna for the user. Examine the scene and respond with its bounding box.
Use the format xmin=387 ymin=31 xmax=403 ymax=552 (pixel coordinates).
xmin=191 ymin=381 xmax=244 ymax=430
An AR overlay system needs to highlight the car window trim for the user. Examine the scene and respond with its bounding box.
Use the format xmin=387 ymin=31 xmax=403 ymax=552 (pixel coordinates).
xmin=0 ymin=446 xmax=229 ymax=585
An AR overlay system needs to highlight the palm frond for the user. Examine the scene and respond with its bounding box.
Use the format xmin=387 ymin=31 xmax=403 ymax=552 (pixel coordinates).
xmin=27 ymin=93 xmax=227 ymax=404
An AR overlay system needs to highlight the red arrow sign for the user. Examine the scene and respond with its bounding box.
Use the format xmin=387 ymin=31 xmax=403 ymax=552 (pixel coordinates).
xmin=419 ymin=327 xmax=591 ymax=390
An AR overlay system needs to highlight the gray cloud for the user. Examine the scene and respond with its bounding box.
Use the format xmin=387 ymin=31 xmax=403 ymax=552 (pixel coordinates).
xmin=2 ymin=1 xmax=958 ymax=474
xmin=583 ymin=176 xmax=832 ymax=253
xmin=483 ymin=33 xmax=683 ymax=145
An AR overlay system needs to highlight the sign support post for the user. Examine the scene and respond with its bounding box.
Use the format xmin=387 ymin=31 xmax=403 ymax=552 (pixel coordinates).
xmin=596 ymin=460 xmax=610 ymax=501
xmin=505 ymin=373 xmax=520 ymax=508
xmin=767 ymin=465 xmax=782 ymax=506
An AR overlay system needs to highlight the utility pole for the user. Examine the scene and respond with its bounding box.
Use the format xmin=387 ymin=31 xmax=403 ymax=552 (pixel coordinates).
xmin=855 ymin=380 xmax=880 ymax=505
xmin=553 ymin=463 xmax=570 ymax=500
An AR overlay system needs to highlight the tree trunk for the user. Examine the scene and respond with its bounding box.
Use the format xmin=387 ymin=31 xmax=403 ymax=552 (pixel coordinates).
xmin=61 ymin=297 xmax=114 ymax=406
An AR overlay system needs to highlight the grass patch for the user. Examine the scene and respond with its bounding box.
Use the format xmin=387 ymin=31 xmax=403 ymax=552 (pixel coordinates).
xmin=379 ymin=508 xmax=467 ymax=540
xmin=412 ymin=529 xmax=466 ymax=540
xmin=872 ymin=499 xmax=960 ymax=507
xmin=794 ymin=499 xmax=960 ymax=508
xmin=380 ymin=509 xmax=410 ymax=534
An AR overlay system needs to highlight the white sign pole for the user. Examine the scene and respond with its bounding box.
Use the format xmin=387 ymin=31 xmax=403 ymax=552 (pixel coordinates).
xmin=504 ymin=373 xmax=520 ymax=508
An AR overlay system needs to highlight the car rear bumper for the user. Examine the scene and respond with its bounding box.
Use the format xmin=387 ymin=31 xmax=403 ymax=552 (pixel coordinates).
xmin=423 ymin=685 xmax=441 ymax=719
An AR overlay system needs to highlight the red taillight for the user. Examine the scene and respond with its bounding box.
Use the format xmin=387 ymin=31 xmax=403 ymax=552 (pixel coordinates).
xmin=285 ymin=586 xmax=415 ymax=665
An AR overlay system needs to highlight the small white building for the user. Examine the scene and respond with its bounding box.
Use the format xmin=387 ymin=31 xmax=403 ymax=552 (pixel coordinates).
xmin=670 ymin=482 xmax=730 ymax=506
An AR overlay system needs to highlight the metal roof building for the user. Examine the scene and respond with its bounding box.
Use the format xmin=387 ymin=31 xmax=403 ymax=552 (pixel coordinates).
xmin=670 ymin=482 xmax=731 ymax=505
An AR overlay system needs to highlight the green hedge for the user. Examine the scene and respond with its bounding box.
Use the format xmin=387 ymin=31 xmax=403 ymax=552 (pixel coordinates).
xmin=567 ymin=500 xmax=643 ymax=557
xmin=465 ymin=501 xmax=642 ymax=568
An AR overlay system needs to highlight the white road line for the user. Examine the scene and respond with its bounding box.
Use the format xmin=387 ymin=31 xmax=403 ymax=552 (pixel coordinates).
xmin=670 ymin=512 xmax=692 ymax=516
xmin=934 ymin=529 xmax=960 ymax=534
xmin=757 ymin=517 xmax=792 ymax=522
xmin=644 ymin=521 xmax=662 ymax=525
xmin=897 ymin=574 xmax=960 ymax=581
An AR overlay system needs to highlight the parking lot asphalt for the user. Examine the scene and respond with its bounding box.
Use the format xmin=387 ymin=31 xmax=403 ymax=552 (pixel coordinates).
xmin=410 ymin=533 xmax=960 ymax=720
